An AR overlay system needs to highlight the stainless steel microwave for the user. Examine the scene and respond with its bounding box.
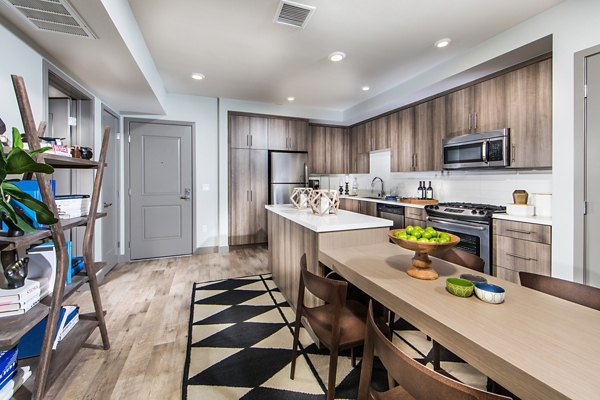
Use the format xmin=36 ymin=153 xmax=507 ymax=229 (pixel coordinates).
xmin=442 ymin=129 xmax=510 ymax=169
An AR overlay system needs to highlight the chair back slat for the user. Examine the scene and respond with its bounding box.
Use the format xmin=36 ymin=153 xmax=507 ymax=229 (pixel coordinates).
xmin=519 ymin=272 xmax=600 ymax=311
xmin=430 ymin=248 xmax=485 ymax=273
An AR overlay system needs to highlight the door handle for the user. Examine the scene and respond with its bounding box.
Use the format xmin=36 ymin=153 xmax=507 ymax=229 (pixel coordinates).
xmin=103 ymin=202 xmax=113 ymax=208
xmin=180 ymin=188 xmax=191 ymax=200
xmin=482 ymin=140 xmax=488 ymax=163
xmin=474 ymin=112 xmax=477 ymax=130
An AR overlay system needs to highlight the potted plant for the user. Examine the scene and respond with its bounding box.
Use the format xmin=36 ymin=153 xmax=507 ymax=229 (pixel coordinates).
xmin=0 ymin=123 xmax=58 ymax=234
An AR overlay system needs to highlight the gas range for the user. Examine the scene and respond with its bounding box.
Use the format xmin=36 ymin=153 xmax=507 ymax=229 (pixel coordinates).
xmin=425 ymin=202 xmax=506 ymax=223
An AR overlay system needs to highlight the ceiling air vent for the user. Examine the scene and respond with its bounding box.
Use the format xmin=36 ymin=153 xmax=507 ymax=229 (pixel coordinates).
xmin=2 ymin=0 xmax=96 ymax=38
xmin=274 ymin=0 xmax=315 ymax=29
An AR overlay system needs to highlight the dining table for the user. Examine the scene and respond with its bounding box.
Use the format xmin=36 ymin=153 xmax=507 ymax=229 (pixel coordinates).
xmin=318 ymin=242 xmax=600 ymax=400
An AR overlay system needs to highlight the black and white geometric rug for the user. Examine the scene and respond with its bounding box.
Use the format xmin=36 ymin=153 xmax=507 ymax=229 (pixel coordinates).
xmin=183 ymin=274 xmax=487 ymax=399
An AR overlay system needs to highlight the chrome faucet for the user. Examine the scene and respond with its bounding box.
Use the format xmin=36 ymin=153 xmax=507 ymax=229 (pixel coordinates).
xmin=371 ymin=177 xmax=385 ymax=197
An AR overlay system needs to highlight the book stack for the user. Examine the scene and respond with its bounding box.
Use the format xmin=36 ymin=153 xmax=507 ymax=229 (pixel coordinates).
xmin=55 ymin=195 xmax=90 ymax=219
xmin=0 ymin=366 xmax=32 ymax=400
xmin=53 ymin=306 xmax=79 ymax=349
xmin=0 ymin=280 xmax=41 ymax=318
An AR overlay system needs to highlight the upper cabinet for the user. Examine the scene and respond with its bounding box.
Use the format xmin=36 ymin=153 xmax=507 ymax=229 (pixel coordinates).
xmin=229 ymin=114 xmax=268 ymax=149
xmin=413 ymin=96 xmax=446 ymax=171
xmin=371 ymin=115 xmax=390 ymax=151
xmin=391 ymin=109 xmax=415 ymax=172
xmin=349 ymin=124 xmax=370 ymax=174
xmin=505 ymin=58 xmax=552 ymax=168
xmin=445 ymin=86 xmax=474 ymax=137
xmin=473 ymin=74 xmax=507 ymax=132
xmin=309 ymin=125 xmax=348 ymax=174
xmin=268 ymin=118 xmax=309 ymax=151
xmin=288 ymin=119 xmax=309 ymax=151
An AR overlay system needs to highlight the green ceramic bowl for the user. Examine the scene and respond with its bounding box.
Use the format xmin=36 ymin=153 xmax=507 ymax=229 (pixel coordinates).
xmin=446 ymin=278 xmax=474 ymax=297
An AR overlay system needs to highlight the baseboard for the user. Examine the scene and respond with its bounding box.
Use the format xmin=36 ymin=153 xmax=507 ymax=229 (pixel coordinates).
xmin=194 ymin=246 xmax=219 ymax=255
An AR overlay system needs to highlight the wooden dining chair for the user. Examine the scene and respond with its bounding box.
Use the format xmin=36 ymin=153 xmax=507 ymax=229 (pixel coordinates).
xmin=290 ymin=254 xmax=369 ymax=400
xmin=428 ymin=248 xmax=485 ymax=370
xmin=358 ymin=301 xmax=511 ymax=400
xmin=430 ymin=248 xmax=485 ymax=273
xmin=519 ymin=271 xmax=600 ymax=311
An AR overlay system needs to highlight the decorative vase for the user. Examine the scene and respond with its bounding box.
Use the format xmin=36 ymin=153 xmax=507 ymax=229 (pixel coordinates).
xmin=512 ymin=190 xmax=529 ymax=205
xmin=310 ymin=190 xmax=339 ymax=215
xmin=290 ymin=187 xmax=313 ymax=209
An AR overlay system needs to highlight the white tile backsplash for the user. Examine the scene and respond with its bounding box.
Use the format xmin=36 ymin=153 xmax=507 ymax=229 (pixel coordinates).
xmin=312 ymin=151 xmax=552 ymax=207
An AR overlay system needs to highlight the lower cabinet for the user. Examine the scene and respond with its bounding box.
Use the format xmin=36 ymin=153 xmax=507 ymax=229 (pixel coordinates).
xmin=339 ymin=198 xmax=360 ymax=213
xmin=405 ymin=207 xmax=427 ymax=228
xmin=229 ymin=148 xmax=268 ymax=245
xmin=492 ymin=219 xmax=552 ymax=284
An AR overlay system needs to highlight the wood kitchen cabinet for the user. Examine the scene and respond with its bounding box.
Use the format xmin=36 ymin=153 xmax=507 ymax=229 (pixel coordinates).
xmin=349 ymin=123 xmax=370 ymax=174
xmin=473 ymin=75 xmax=507 ymax=132
xmin=405 ymin=207 xmax=427 ymax=228
xmin=229 ymin=148 xmax=268 ymax=245
xmin=288 ymin=119 xmax=309 ymax=151
xmin=492 ymin=219 xmax=552 ymax=284
xmin=309 ymin=125 xmax=327 ymax=174
xmin=505 ymin=58 xmax=552 ymax=168
xmin=359 ymin=200 xmax=378 ymax=217
xmin=326 ymin=126 xmax=349 ymax=174
xmin=371 ymin=115 xmax=390 ymax=150
xmin=309 ymin=124 xmax=348 ymax=174
xmin=414 ymin=97 xmax=446 ymax=171
xmin=445 ymin=86 xmax=474 ymax=137
xmin=339 ymin=198 xmax=360 ymax=213
xmin=268 ymin=118 xmax=309 ymax=151
xmin=229 ymin=114 xmax=268 ymax=149
xmin=391 ymin=108 xmax=415 ymax=172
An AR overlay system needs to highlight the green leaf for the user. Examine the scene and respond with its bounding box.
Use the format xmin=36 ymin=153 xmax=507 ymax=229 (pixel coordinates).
xmin=6 ymin=148 xmax=54 ymax=175
xmin=3 ymin=183 xmax=58 ymax=225
xmin=0 ymin=195 xmax=35 ymax=233
xmin=12 ymin=127 xmax=23 ymax=149
xmin=0 ymin=150 xmax=6 ymax=182
xmin=28 ymin=146 xmax=52 ymax=156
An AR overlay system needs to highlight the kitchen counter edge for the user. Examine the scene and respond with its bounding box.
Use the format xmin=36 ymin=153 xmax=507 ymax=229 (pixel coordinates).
xmin=339 ymin=195 xmax=427 ymax=209
xmin=492 ymin=213 xmax=552 ymax=226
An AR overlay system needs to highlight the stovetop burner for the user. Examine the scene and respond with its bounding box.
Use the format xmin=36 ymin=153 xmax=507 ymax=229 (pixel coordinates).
xmin=424 ymin=202 xmax=506 ymax=223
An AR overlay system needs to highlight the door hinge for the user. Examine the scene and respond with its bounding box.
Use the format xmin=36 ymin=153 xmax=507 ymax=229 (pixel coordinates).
xmin=117 ymin=241 xmax=120 ymax=249
xmin=584 ymin=84 xmax=588 ymax=98
xmin=128 ymin=188 xmax=131 ymax=196
xmin=128 ymin=241 xmax=131 ymax=248
xmin=584 ymin=200 xmax=588 ymax=215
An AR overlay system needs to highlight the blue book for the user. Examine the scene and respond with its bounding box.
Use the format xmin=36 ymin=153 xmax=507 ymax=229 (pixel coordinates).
xmin=0 ymin=348 xmax=17 ymax=391
xmin=17 ymin=308 xmax=66 ymax=359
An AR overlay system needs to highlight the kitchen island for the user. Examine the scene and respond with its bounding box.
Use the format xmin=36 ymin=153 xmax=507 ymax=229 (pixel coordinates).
xmin=266 ymin=204 xmax=392 ymax=310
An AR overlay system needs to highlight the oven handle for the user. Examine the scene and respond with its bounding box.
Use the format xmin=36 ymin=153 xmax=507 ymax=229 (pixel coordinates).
xmin=427 ymin=217 xmax=488 ymax=231
xmin=482 ymin=140 xmax=488 ymax=163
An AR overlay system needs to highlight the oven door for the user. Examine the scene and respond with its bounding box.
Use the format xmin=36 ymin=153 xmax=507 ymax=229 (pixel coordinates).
xmin=426 ymin=216 xmax=491 ymax=275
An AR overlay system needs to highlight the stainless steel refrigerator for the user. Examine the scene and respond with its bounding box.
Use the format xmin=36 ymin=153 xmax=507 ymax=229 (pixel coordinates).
xmin=269 ymin=151 xmax=308 ymax=205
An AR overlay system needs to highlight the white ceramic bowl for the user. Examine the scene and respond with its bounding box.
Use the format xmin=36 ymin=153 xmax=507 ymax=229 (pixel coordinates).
xmin=474 ymin=283 xmax=505 ymax=304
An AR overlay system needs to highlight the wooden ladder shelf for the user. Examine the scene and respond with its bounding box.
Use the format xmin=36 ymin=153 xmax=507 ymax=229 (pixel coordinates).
xmin=0 ymin=75 xmax=111 ymax=399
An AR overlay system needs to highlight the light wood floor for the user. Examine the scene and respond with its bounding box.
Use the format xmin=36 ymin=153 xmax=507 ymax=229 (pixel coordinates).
xmin=45 ymin=245 xmax=269 ymax=400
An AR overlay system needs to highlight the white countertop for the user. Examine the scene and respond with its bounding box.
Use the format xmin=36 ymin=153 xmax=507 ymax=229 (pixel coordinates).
xmin=492 ymin=213 xmax=552 ymax=226
xmin=339 ymin=195 xmax=427 ymax=209
xmin=265 ymin=204 xmax=393 ymax=233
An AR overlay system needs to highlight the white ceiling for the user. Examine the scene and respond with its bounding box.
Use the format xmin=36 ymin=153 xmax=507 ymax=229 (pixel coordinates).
xmin=0 ymin=0 xmax=563 ymax=114
xmin=130 ymin=0 xmax=562 ymax=110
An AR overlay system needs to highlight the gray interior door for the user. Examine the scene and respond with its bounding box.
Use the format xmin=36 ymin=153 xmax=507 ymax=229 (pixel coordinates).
xmin=129 ymin=121 xmax=193 ymax=259
xmin=101 ymin=109 xmax=120 ymax=268
xmin=585 ymin=53 xmax=600 ymax=288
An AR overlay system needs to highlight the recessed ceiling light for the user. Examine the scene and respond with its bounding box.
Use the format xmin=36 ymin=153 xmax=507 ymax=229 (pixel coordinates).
xmin=361 ymin=86 xmax=370 ymax=91
xmin=434 ymin=38 xmax=451 ymax=48
xmin=329 ymin=51 xmax=346 ymax=62
xmin=191 ymin=73 xmax=205 ymax=80
xmin=287 ymin=97 xmax=295 ymax=102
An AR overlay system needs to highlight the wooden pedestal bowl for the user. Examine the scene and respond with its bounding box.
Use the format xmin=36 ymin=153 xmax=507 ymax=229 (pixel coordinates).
xmin=387 ymin=229 xmax=461 ymax=280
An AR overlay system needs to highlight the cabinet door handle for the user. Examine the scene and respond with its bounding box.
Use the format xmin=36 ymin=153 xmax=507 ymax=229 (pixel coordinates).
xmin=246 ymin=135 xmax=249 ymax=147
xmin=507 ymin=253 xmax=537 ymax=261
xmin=512 ymin=144 xmax=516 ymax=163
xmin=474 ymin=112 xmax=477 ymax=130
xmin=247 ymin=190 xmax=250 ymax=201
xmin=250 ymin=190 xmax=253 ymax=202
xmin=468 ymin=113 xmax=472 ymax=130
xmin=250 ymin=135 xmax=253 ymax=147
xmin=506 ymin=228 xmax=532 ymax=235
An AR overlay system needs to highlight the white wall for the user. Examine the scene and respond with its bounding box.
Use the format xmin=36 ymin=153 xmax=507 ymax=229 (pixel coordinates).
xmin=0 ymin=23 xmax=43 ymax=134
xmin=124 ymin=93 xmax=219 ymax=249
